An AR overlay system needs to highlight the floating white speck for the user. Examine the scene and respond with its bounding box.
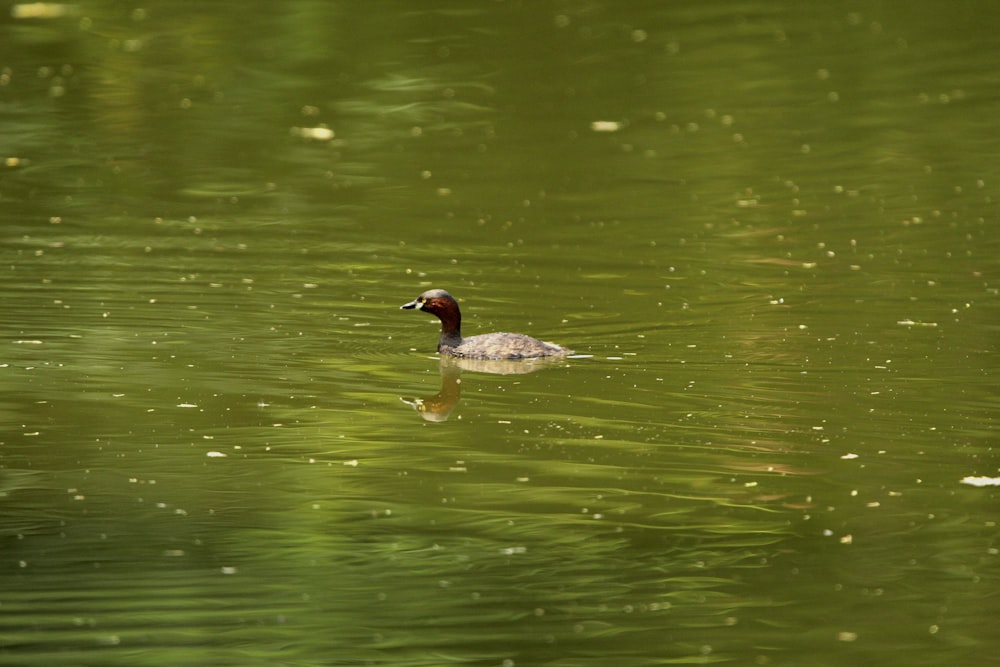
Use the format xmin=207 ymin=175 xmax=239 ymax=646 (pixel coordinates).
xmin=177 ymin=403 xmax=198 ymax=408
xmin=590 ymin=120 xmax=622 ymax=132
xmin=292 ymin=126 xmax=334 ymax=140
xmin=206 ymin=451 xmax=227 ymax=458
xmin=220 ymin=566 xmax=237 ymax=575
xmin=11 ymin=4 xmax=80 ymax=19
xmin=840 ymin=453 xmax=859 ymax=460
xmin=343 ymin=459 xmax=359 ymax=467
xmin=960 ymin=476 xmax=1000 ymax=487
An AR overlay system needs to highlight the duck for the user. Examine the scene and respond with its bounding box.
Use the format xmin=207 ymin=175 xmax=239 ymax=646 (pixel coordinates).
xmin=401 ymin=289 xmax=573 ymax=360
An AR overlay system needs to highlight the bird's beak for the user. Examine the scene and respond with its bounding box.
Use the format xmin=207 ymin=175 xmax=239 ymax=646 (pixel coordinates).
xmin=400 ymin=299 xmax=420 ymax=310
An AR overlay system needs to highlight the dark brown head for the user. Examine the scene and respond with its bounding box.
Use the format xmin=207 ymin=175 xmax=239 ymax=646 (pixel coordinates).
xmin=400 ymin=289 xmax=462 ymax=338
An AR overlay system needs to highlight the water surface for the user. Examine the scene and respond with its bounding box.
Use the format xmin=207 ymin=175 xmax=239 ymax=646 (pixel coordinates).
xmin=1 ymin=2 xmax=998 ymax=665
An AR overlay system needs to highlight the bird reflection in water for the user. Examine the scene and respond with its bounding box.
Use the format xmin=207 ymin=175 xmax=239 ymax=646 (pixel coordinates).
xmin=400 ymin=354 xmax=571 ymax=422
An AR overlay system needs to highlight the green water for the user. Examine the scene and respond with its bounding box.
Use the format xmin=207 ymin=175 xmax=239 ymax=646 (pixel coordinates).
xmin=1 ymin=2 xmax=998 ymax=665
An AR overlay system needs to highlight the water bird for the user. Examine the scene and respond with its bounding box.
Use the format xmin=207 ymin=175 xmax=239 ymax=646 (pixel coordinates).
xmin=400 ymin=289 xmax=573 ymax=360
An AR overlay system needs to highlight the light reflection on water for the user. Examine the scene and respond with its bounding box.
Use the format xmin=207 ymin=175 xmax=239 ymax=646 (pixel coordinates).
xmin=1 ymin=1 xmax=998 ymax=665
